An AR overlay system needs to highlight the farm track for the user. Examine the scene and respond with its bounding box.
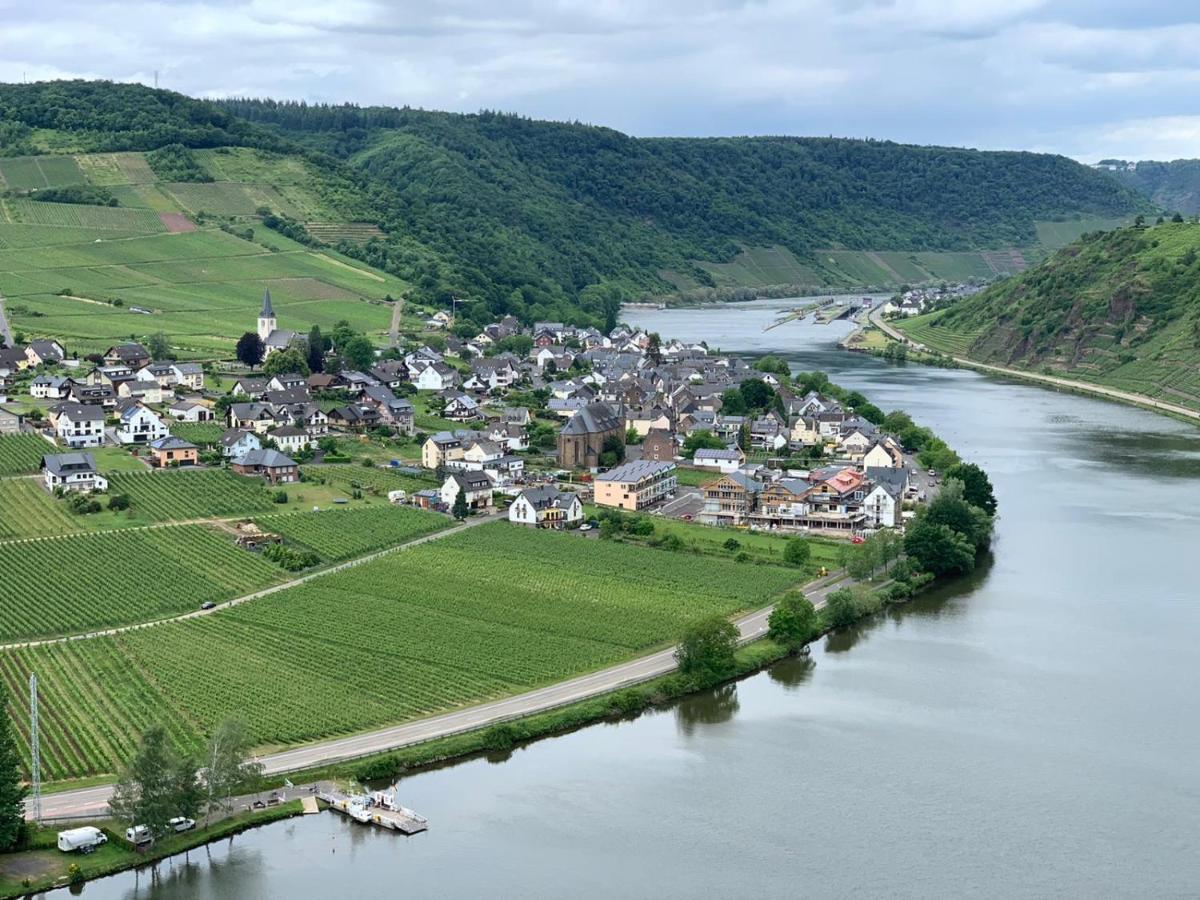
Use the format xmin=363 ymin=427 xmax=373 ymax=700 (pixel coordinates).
xmin=0 ymin=511 xmax=488 ymax=651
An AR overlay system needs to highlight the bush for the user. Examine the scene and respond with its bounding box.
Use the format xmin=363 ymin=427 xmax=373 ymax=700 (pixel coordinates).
xmin=723 ymin=538 xmax=740 ymax=551
xmin=107 ymin=493 xmax=131 ymax=511
xmin=272 ymin=490 xmax=288 ymax=504
xmin=262 ymin=544 xmax=320 ymax=571
xmin=783 ymin=538 xmax=811 ymax=567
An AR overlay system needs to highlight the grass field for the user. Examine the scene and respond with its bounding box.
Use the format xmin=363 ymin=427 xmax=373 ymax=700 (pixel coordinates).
xmin=0 ymin=523 xmax=804 ymax=779
xmin=169 ymin=422 xmax=225 ymax=445
xmin=0 ymin=434 xmax=51 ymax=476
xmin=256 ymin=505 xmax=448 ymax=561
xmin=0 ymin=524 xmax=284 ymax=644
xmin=107 ymin=469 xmax=277 ymax=520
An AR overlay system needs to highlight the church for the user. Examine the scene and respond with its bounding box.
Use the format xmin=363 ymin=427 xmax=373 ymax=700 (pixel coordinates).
xmin=256 ymin=290 xmax=299 ymax=357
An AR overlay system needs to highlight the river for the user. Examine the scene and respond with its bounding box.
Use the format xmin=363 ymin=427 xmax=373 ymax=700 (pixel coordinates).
xmin=63 ymin=298 xmax=1200 ymax=898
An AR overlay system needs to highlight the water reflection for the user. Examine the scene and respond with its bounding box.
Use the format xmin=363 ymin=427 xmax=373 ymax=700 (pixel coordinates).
xmin=674 ymin=683 xmax=740 ymax=736
xmin=766 ymin=653 xmax=816 ymax=690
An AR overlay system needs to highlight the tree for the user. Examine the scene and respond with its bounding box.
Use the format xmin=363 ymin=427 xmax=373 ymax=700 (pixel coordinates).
xmin=683 ymin=430 xmax=726 ymax=456
xmin=783 ymin=537 xmax=810 ymax=567
xmin=341 ymin=334 xmax=376 ymax=371
xmin=675 ymin=615 xmax=739 ymax=682
xmin=824 ymin=587 xmax=861 ymax=629
xmin=736 ymin=423 xmax=750 ymax=452
xmin=235 ymin=332 xmax=264 ymax=369
xmin=0 ymin=689 xmax=27 ymax=851
xmin=262 ymin=347 xmax=310 ymax=378
xmin=903 ymin=519 xmax=976 ymax=577
xmin=768 ymin=592 xmax=818 ymax=650
xmin=647 ymin=332 xmax=662 ymax=365
xmin=201 ymin=718 xmax=264 ymax=823
xmin=753 ymin=355 xmax=790 ymax=377
xmin=720 ymin=386 xmax=748 ymax=415
xmin=598 ymin=434 xmax=625 ymax=468
xmin=923 ymin=479 xmax=993 ymax=551
xmin=452 ymin=489 xmax=469 ymax=520
xmin=738 ymin=378 xmax=773 ymax=411
xmin=306 ymin=325 xmax=326 ymax=373
xmin=945 ymin=462 xmax=997 ymax=515
xmin=109 ymin=726 xmax=195 ymax=839
xmin=147 ymin=332 xmax=172 ymax=360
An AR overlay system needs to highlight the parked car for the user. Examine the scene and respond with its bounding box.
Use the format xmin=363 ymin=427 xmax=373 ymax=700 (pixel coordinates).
xmin=200 ymin=601 xmax=216 ymax=610
xmin=169 ymin=817 xmax=195 ymax=833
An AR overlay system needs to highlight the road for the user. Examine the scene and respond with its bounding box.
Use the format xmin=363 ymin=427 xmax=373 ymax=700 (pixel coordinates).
xmin=30 ymin=570 xmax=853 ymax=821
xmin=869 ymin=307 xmax=1200 ymax=422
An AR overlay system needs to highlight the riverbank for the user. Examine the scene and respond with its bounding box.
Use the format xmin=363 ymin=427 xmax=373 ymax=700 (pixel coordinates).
xmin=0 ymin=801 xmax=303 ymax=898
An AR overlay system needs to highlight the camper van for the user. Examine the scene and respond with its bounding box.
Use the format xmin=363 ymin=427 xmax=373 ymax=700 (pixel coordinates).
xmin=57 ymin=826 xmax=107 ymax=853
xmin=125 ymin=825 xmax=152 ymax=846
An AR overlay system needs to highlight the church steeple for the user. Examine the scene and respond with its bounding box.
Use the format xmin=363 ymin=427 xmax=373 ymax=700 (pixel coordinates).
xmin=257 ymin=289 xmax=276 ymax=342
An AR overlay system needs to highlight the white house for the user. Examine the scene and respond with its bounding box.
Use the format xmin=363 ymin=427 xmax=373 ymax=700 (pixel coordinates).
xmin=41 ymin=452 xmax=108 ymax=493
xmin=414 ymin=362 xmax=458 ymax=392
xmin=116 ymin=405 xmax=169 ymax=445
xmin=439 ymin=470 xmax=494 ymax=510
xmin=693 ymin=447 xmax=745 ymax=473
xmin=170 ymin=362 xmax=205 ymax=390
xmin=168 ymin=400 xmax=213 ymax=422
xmin=30 ymin=374 xmax=71 ymax=400
xmin=219 ymin=428 xmax=262 ymax=460
xmin=55 ymin=402 xmax=104 ymax=448
xmin=508 ymin=486 xmax=582 ymax=528
xmin=864 ymin=468 xmax=906 ymax=528
xmin=863 ymin=442 xmax=900 ymax=470
xmin=270 ymin=425 xmax=312 ymax=455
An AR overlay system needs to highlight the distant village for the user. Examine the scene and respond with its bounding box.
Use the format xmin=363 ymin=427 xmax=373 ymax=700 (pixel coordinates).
xmin=0 ymin=290 xmax=940 ymax=538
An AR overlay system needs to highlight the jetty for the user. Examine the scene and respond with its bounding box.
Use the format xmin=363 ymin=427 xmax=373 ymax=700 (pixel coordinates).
xmin=317 ymin=786 xmax=428 ymax=834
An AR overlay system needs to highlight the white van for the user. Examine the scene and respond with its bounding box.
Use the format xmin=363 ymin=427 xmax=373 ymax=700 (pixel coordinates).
xmin=125 ymin=824 xmax=152 ymax=845
xmin=57 ymin=826 xmax=107 ymax=853
xmin=169 ymin=816 xmax=196 ymax=833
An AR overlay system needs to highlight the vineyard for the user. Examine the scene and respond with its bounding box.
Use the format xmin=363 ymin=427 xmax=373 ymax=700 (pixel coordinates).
xmin=0 ymin=524 xmax=283 ymax=643
xmin=256 ymin=506 xmax=448 ymax=561
xmin=0 ymin=479 xmax=80 ymax=539
xmin=0 ymin=434 xmax=50 ymax=476
xmin=168 ymin=422 xmax=225 ymax=446
xmin=4 ymin=198 xmax=165 ymax=232
xmin=107 ymin=470 xmax=277 ymax=520
xmin=0 ymin=523 xmax=803 ymax=779
xmin=300 ymin=464 xmax=436 ymax=496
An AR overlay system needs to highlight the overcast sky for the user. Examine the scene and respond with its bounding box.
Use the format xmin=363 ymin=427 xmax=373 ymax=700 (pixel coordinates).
xmin=3 ymin=0 xmax=1199 ymax=161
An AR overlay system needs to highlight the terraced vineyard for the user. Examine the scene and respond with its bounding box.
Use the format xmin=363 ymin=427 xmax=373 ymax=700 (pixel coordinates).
xmin=0 ymin=434 xmax=51 ymax=476
xmin=895 ymin=315 xmax=982 ymax=356
xmin=0 ymin=524 xmax=803 ymax=778
xmin=304 ymin=222 xmax=385 ymax=245
xmin=0 ymin=524 xmax=283 ymax=644
xmin=257 ymin=505 xmax=448 ymax=561
xmin=300 ymin=464 xmax=436 ymax=496
xmin=107 ymin=470 xmax=276 ymax=520
xmin=0 ymin=479 xmax=80 ymax=539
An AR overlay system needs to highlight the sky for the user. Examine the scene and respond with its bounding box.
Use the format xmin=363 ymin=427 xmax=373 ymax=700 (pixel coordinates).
xmin=2 ymin=0 xmax=1199 ymax=161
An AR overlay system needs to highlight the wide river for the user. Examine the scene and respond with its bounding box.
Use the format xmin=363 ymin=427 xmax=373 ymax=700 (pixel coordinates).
xmin=64 ymin=298 xmax=1200 ymax=899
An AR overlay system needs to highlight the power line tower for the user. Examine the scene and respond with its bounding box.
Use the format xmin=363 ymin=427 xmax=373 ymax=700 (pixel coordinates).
xmin=29 ymin=674 xmax=41 ymax=825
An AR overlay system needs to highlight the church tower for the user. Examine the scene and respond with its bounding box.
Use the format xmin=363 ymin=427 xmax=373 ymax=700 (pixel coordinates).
xmin=257 ymin=290 xmax=276 ymax=343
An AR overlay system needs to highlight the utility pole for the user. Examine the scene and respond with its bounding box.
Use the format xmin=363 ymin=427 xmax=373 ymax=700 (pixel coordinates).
xmin=29 ymin=674 xmax=41 ymax=825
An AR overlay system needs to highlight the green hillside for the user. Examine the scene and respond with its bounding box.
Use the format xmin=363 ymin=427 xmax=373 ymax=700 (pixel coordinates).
xmin=0 ymin=80 xmax=1154 ymax=342
xmin=897 ymin=223 xmax=1200 ymax=411
xmin=1099 ymin=159 xmax=1200 ymax=216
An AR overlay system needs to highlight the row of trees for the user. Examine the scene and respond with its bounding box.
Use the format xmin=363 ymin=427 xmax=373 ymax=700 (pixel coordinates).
xmin=235 ymin=320 xmax=375 ymax=373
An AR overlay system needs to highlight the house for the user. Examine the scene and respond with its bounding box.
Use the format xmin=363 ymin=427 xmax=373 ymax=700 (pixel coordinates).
xmin=693 ymin=447 xmax=745 ymax=473
xmin=359 ymin=386 xmax=414 ymax=434
xmin=594 ymin=460 xmax=678 ymax=511
xmin=751 ymin=478 xmax=812 ymax=531
xmin=461 ymin=439 xmax=504 ymax=469
xmin=117 ymin=379 xmax=166 ymax=405
xmin=557 ymin=402 xmax=624 ymax=469
xmin=230 ymin=377 xmax=267 ymax=398
xmin=29 ymin=374 xmax=71 ymax=399
xmin=508 ymin=486 xmax=583 ymax=528
xmin=641 ymin=429 xmax=677 ymax=462
xmin=414 ymin=362 xmax=459 ymax=392
xmin=327 ymin=404 xmax=381 ymax=432
xmin=137 ymin=362 xmax=178 ymax=389
xmin=256 ymin=291 xmax=300 ymax=357
xmin=267 ymin=373 xmax=306 ymax=392
xmin=41 ymin=452 xmax=108 ymax=493
xmin=55 ymin=402 xmax=105 ymax=448
xmin=228 ymin=402 xmax=276 ymax=434
xmin=864 ymin=467 xmax=906 ymax=528
xmin=701 ymin=471 xmax=762 ymax=527
xmin=307 ymin=372 xmax=340 ymax=392
xmin=840 ymin=428 xmax=875 ymax=458
xmin=863 ymin=441 xmax=904 ymax=470
xmin=802 ymin=468 xmax=867 ymax=534
xmin=0 ymin=406 xmax=20 ymax=435
xmin=270 ymin=425 xmax=312 ymax=455
xmin=232 ymin=448 xmax=299 ymax=483
xmin=103 ymin=342 xmax=150 ymax=368
xmin=626 ymin=406 xmax=672 ymax=438
xmin=439 ymin=470 xmax=494 ymax=510
xmin=168 ymin=400 xmax=213 ymax=422
xmin=116 ymin=405 xmax=169 ymax=445
xmin=421 ymin=432 xmax=464 ymax=470
xmin=25 ymin=340 xmax=65 ymax=367
xmin=148 ymin=436 xmax=198 ymax=468
xmin=170 ymin=362 xmax=205 ymax=390
xmin=68 ymin=382 xmax=116 ymax=409
xmin=0 ymin=347 xmax=29 ymax=373
xmin=219 ymin=428 xmax=262 ymax=460
xmin=442 ymin=393 xmax=481 ymax=422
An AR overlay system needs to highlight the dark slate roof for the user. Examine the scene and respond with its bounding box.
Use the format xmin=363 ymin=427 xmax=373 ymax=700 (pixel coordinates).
xmin=41 ymin=452 xmax=97 ymax=476
xmin=237 ymin=448 xmax=296 ymax=468
xmin=866 ymin=466 xmax=907 ymax=497
xmin=57 ymin=401 xmax=103 ymax=421
xmin=219 ymin=428 xmax=259 ymax=448
xmin=260 ymin=289 xmax=275 ymax=318
xmin=596 ymin=459 xmax=675 ymax=483
xmin=149 ymin=436 xmax=197 ymax=451
xmin=560 ymin=402 xmax=621 ymax=436
xmin=517 ymin=485 xmax=577 ymax=510
xmin=450 ymin=470 xmax=493 ymax=491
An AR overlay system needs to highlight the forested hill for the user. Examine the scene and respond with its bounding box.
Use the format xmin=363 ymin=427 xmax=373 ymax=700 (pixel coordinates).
xmin=899 ymin=223 xmax=1200 ymax=412
xmin=0 ymin=80 xmax=1152 ymax=329
xmin=1097 ymin=159 xmax=1200 ymax=216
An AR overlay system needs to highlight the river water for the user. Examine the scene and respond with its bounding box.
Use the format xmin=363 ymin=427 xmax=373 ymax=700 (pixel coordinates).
xmin=64 ymin=299 xmax=1200 ymax=899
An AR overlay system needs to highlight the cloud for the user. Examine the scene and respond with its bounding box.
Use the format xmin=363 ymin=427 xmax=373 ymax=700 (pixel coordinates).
xmin=1 ymin=0 xmax=1198 ymax=158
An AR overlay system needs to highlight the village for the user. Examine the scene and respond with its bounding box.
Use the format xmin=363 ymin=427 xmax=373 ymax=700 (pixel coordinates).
xmin=0 ymin=290 xmax=937 ymax=540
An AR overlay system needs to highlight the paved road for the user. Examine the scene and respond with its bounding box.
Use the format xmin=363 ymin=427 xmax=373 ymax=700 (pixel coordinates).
xmin=870 ymin=307 xmax=1200 ymax=422
xmin=29 ymin=570 xmax=852 ymax=821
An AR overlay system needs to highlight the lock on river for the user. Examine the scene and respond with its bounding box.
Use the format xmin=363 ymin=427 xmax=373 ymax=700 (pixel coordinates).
xmin=61 ymin=299 xmax=1200 ymax=899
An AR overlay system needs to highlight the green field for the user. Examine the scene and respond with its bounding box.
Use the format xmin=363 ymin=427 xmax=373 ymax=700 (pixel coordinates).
xmin=0 ymin=524 xmax=804 ymax=779
xmin=0 ymin=155 xmax=85 ymax=190
xmin=2 ymin=198 xmax=165 ymax=232
xmin=256 ymin=505 xmax=448 ymax=561
xmin=107 ymin=469 xmax=277 ymax=520
xmin=0 ymin=524 xmax=284 ymax=644
xmin=169 ymin=422 xmax=224 ymax=445
xmin=0 ymin=434 xmax=51 ymax=476
xmin=0 ymin=478 xmax=79 ymax=539
xmin=300 ymin=464 xmax=437 ymax=495
xmin=895 ymin=312 xmax=984 ymax=356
